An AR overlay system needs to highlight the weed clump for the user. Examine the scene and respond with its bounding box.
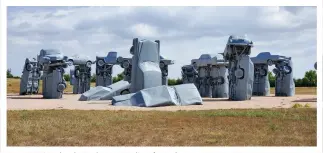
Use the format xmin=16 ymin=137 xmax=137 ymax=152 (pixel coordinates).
xmin=304 ymin=103 xmax=311 ymax=108
xmin=292 ymin=103 xmax=303 ymax=108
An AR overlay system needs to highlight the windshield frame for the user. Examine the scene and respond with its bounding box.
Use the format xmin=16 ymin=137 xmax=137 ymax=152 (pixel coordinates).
xmin=44 ymin=50 xmax=61 ymax=55
xmin=138 ymin=41 xmax=159 ymax=63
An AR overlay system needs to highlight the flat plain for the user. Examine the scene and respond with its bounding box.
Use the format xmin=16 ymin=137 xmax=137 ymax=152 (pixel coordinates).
xmin=6 ymin=78 xmax=317 ymax=146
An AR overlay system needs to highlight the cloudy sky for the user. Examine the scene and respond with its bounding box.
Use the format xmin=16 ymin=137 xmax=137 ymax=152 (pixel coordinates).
xmin=7 ymin=6 xmax=317 ymax=79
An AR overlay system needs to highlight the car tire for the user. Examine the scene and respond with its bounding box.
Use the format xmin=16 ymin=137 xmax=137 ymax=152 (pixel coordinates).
xmin=235 ymin=68 xmax=244 ymax=79
xmin=284 ymin=65 xmax=292 ymax=74
xmin=57 ymin=83 xmax=66 ymax=92
xmin=25 ymin=63 xmax=33 ymax=71
xmin=160 ymin=62 xmax=165 ymax=68
xmin=122 ymin=61 xmax=130 ymax=69
xmin=86 ymin=61 xmax=92 ymax=68
xmin=267 ymin=59 xmax=273 ymax=66
xmin=97 ymin=59 xmax=105 ymax=67
xmin=259 ymin=69 xmax=267 ymax=76
xmin=273 ymin=68 xmax=279 ymax=75
xmin=117 ymin=57 xmax=123 ymax=63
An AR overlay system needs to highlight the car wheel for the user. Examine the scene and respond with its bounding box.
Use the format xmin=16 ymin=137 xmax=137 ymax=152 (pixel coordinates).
xmin=86 ymin=61 xmax=92 ymax=68
xmin=273 ymin=68 xmax=279 ymax=75
xmin=97 ymin=59 xmax=105 ymax=67
xmin=235 ymin=68 xmax=244 ymax=79
xmin=57 ymin=83 xmax=66 ymax=92
xmin=122 ymin=61 xmax=130 ymax=69
xmin=259 ymin=69 xmax=267 ymax=76
xmin=284 ymin=65 xmax=292 ymax=74
xmin=25 ymin=63 xmax=33 ymax=71
xmin=267 ymin=59 xmax=273 ymax=66
xmin=117 ymin=57 xmax=123 ymax=63
xmin=160 ymin=62 xmax=165 ymax=68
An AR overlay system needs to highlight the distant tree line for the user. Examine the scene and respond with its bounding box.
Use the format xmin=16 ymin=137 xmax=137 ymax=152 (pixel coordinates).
xmin=168 ymin=78 xmax=183 ymax=86
xmin=266 ymin=70 xmax=316 ymax=87
xmin=7 ymin=68 xmax=317 ymax=87
xmin=7 ymin=69 xmax=20 ymax=79
xmin=294 ymin=70 xmax=316 ymax=87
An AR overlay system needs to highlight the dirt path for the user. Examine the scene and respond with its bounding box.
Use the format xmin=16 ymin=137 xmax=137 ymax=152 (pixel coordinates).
xmin=7 ymin=94 xmax=317 ymax=111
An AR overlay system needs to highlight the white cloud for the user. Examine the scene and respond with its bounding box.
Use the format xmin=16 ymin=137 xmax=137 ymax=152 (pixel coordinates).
xmin=8 ymin=36 xmax=41 ymax=45
xmin=7 ymin=6 xmax=317 ymax=79
xmin=130 ymin=23 xmax=159 ymax=37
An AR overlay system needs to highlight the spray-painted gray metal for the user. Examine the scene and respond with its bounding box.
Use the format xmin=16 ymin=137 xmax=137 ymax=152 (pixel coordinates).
xmin=112 ymin=84 xmax=202 ymax=107
xmin=19 ymin=58 xmax=42 ymax=95
xmin=182 ymin=54 xmax=229 ymax=98
xmin=265 ymin=53 xmax=295 ymax=96
xmin=128 ymin=45 xmax=174 ymax=85
xmin=117 ymin=55 xmax=174 ymax=85
xmin=99 ymin=51 xmax=133 ymax=83
xmin=116 ymin=55 xmax=173 ymax=85
xmin=38 ymin=49 xmax=71 ymax=99
xmin=160 ymin=56 xmax=175 ymax=85
xmin=223 ymin=35 xmax=254 ymax=101
xmin=79 ymin=80 xmax=131 ymax=101
xmin=210 ymin=57 xmax=229 ymax=98
xmin=69 ymin=57 xmax=93 ymax=94
xmin=191 ymin=54 xmax=216 ymax=97
xmin=79 ymin=38 xmax=202 ymax=107
xmin=182 ymin=65 xmax=199 ymax=84
xmin=95 ymin=52 xmax=118 ymax=87
xmin=115 ymin=56 xmax=133 ymax=82
xmin=130 ymin=38 xmax=162 ymax=93
xmin=80 ymin=38 xmax=163 ymax=101
xmin=251 ymin=53 xmax=271 ymax=96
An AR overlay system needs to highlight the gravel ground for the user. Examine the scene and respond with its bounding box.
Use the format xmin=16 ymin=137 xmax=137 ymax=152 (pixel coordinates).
xmin=7 ymin=94 xmax=317 ymax=111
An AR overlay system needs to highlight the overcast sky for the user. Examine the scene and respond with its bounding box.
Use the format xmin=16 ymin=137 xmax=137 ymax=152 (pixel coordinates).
xmin=7 ymin=6 xmax=317 ymax=79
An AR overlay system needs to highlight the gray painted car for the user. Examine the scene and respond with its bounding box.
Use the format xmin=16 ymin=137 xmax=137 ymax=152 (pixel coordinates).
xmin=223 ymin=35 xmax=254 ymax=101
xmin=19 ymin=58 xmax=42 ymax=95
xmin=69 ymin=56 xmax=93 ymax=94
xmin=182 ymin=54 xmax=229 ymax=98
xmin=37 ymin=49 xmax=71 ymax=99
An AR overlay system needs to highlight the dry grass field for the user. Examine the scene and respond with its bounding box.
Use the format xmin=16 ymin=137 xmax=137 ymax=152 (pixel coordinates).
xmin=7 ymin=108 xmax=316 ymax=146
xmin=7 ymin=78 xmax=76 ymax=94
xmin=7 ymin=78 xmax=317 ymax=95
xmin=7 ymin=78 xmax=317 ymax=146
